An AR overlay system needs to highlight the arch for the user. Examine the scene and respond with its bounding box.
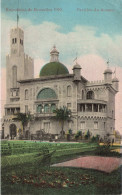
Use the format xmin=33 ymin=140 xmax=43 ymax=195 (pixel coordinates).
xmin=86 ymin=90 xmax=94 ymax=99
xmin=37 ymin=104 xmax=43 ymax=113
xmin=9 ymin=124 xmax=17 ymax=140
xmin=44 ymin=104 xmax=50 ymax=113
xmin=67 ymin=85 xmax=72 ymax=97
xmin=51 ymin=104 xmax=56 ymax=112
xmin=37 ymin=88 xmax=57 ymax=100
xmin=25 ymin=89 xmax=29 ymax=100
xmin=12 ymin=65 xmax=17 ymax=88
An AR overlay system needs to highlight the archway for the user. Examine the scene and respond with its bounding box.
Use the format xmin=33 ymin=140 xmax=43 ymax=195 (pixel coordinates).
xmin=10 ymin=124 xmax=17 ymax=140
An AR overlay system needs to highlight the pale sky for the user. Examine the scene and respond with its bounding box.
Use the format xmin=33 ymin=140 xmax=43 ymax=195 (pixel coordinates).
xmin=1 ymin=0 xmax=122 ymax=133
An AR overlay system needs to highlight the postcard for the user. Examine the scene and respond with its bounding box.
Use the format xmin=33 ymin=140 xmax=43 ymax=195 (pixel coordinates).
xmin=1 ymin=0 xmax=122 ymax=194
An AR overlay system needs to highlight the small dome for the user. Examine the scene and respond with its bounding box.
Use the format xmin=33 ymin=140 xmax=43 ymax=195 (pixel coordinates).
xmin=112 ymin=77 xmax=119 ymax=82
xmin=50 ymin=45 xmax=59 ymax=54
xmin=73 ymin=63 xmax=81 ymax=69
xmin=39 ymin=62 xmax=69 ymax=77
xmin=104 ymin=68 xmax=112 ymax=74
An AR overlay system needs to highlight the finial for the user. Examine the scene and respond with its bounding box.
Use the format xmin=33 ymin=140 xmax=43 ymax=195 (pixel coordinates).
xmin=73 ymin=52 xmax=78 ymax=65
xmin=113 ymin=67 xmax=116 ymax=77
xmin=107 ymin=59 xmax=109 ymax=68
xmin=17 ymin=0 xmax=19 ymax=28
xmin=53 ymin=44 xmax=56 ymax=49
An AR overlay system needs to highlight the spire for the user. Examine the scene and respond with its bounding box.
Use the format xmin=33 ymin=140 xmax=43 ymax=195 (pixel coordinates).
xmin=50 ymin=45 xmax=59 ymax=62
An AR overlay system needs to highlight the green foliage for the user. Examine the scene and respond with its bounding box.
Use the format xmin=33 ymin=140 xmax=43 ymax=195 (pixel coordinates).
xmin=91 ymin=135 xmax=100 ymax=143
xmin=53 ymin=106 xmax=71 ymax=137
xmin=53 ymin=106 xmax=71 ymax=121
xmin=12 ymin=112 xmax=31 ymax=127
xmin=95 ymin=141 xmax=120 ymax=157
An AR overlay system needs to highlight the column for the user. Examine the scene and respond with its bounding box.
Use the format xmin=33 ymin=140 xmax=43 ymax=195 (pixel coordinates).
xmin=85 ymin=104 xmax=87 ymax=112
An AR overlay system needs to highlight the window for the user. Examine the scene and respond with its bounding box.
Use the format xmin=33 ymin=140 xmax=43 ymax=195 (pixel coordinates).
xmin=51 ymin=104 xmax=56 ymax=112
xmin=44 ymin=104 xmax=50 ymax=113
xmin=82 ymin=90 xmax=84 ymax=99
xmin=80 ymin=104 xmax=85 ymax=112
xmin=94 ymin=121 xmax=98 ymax=129
xmin=15 ymin=38 xmax=17 ymax=43
xmin=44 ymin=122 xmax=50 ymax=133
xmin=25 ymin=105 xmax=28 ymax=113
xmin=37 ymin=88 xmax=57 ymax=99
xmin=86 ymin=91 xmax=94 ymax=99
xmin=80 ymin=121 xmax=85 ymax=129
xmin=25 ymin=89 xmax=29 ymax=100
xmin=67 ymin=86 xmax=71 ymax=97
xmin=12 ymin=66 xmax=17 ymax=88
xmin=104 ymin=122 xmax=106 ymax=130
xmin=12 ymin=38 xmax=14 ymax=44
xmin=67 ymin=103 xmax=71 ymax=109
xmin=37 ymin=104 xmax=43 ymax=113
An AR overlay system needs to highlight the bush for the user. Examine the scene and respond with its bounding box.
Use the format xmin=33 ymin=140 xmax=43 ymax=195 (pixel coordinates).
xmin=95 ymin=140 xmax=120 ymax=157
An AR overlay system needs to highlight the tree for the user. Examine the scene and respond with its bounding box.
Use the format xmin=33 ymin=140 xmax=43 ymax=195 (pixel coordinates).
xmin=12 ymin=112 xmax=32 ymax=138
xmin=53 ymin=106 xmax=71 ymax=138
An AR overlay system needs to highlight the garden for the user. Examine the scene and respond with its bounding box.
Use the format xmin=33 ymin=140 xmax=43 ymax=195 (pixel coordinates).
xmin=1 ymin=140 xmax=122 ymax=195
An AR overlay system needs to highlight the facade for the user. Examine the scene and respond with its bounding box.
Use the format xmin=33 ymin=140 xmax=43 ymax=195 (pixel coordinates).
xmin=3 ymin=26 xmax=119 ymax=140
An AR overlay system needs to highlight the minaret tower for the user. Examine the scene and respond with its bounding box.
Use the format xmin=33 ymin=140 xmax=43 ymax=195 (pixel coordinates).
xmin=5 ymin=11 xmax=34 ymax=104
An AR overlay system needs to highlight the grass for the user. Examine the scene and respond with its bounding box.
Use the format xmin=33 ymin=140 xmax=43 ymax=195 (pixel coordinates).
xmin=1 ymin=166 xmax=121 ymax=195
xmin=1 ymin=141 xmax=121 ymax=194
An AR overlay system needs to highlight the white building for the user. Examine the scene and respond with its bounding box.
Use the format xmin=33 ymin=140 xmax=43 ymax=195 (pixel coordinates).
xmin=3 ymin=26 xmax=119 ymax=140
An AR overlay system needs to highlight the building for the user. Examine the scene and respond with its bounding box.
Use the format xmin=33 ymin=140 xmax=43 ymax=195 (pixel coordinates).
xmin=3 ymin=26 xmax=119 ymax=140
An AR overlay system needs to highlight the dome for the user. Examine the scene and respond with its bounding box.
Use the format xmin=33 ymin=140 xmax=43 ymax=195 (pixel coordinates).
xmin=73 ymin=63 xmax=81 ymax=69
xmin=104 ymin=68 xmax=112 ymax=74
xmin=39 ymin=62 xmax=69 ymax=77
xmin=50 ymin=45 xmax=59 ymax=54
xmin=112 ymin=77 xmax=119 ymax=82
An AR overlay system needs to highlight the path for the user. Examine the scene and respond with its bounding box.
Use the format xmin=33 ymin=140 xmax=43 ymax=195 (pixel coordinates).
xmin=52 ymin=156 xmax=122 ymax=173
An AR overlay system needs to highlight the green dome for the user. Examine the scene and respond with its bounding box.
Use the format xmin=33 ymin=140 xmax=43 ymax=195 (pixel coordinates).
xmin=39 ymin=62 xmax=69 ymax=77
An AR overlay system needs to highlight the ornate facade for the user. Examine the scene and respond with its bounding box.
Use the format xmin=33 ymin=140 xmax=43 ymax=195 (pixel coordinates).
xmin=3 ymin=26 xmax=119 ymax=140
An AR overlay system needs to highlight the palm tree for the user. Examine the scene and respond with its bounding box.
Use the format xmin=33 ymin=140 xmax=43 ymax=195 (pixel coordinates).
xmin=12 ymin=112 xmax=32 ymax=138
xmin=53 ymin=106 xmax=71 ymax=139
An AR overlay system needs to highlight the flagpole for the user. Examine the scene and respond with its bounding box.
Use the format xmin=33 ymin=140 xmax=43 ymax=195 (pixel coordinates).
xmin=17 ymin=0 xmax=19 ymax=28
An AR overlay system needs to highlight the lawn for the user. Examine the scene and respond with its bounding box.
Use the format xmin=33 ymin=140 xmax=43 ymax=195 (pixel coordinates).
xmin=1 ymin=166 xmax=121 ymax=195
xmin=1 ymin=140 xmax=122 ymax=195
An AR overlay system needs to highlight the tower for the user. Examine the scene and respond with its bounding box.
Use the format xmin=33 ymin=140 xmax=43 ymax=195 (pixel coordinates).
xmin=5 ymin=26 xmax=34 ymax=109
xmin=72 ymin=62 xmax=81 ymax=81
xmin=104 ymin=60 xmax=112 ymax=84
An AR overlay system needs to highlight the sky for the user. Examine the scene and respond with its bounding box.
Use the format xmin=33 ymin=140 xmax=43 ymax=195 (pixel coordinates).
xmin=1 ymin=0 xmax=122 ymax=133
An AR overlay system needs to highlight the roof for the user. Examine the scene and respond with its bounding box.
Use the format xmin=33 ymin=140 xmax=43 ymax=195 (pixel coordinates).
xmin=112 ymin=77 xmax=119 ymax=82
xmin=39 ymin=62 xmax=69 ymax=77
xmin=104 ymin=68 xmax=112 ymax=74
xmin=72 ymin=63 xmax=81 ymax=69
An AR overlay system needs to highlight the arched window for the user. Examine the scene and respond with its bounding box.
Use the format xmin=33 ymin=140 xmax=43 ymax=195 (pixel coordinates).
xmin=86 ymin=91 xmax=94 ymax=99
xmin=37 ymin=104 xmax=43 ymax=113
xmin=51 ymin=104 xmax=56 ymax=113
xmin=67 ymin=85 xmax=71 ymax=97
xmin=25 ymin=89 xmax=29 ymax=100
xmin=12 ymin=66 xmax=17 ymax=88
xmin=44 ymin=104 xmax=50 ymax=113
xmin=37 ymin=88 xmax=57 ymax=99
xmin=82 ymin=90 xmax=84 ymax=99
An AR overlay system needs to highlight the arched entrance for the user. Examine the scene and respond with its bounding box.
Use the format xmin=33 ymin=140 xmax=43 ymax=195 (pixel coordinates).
xmin=10 ymin=124 xmax=17 ymax=140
